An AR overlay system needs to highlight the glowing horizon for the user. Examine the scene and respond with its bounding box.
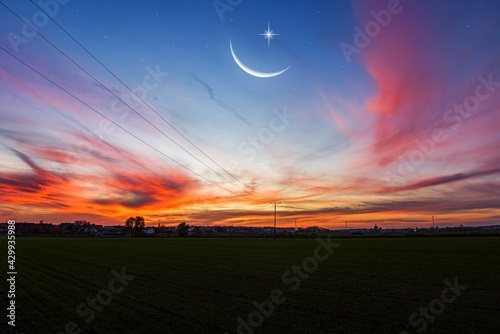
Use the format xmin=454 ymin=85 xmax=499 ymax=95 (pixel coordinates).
xmin=1 ymin=0 xmax=499 ymax=228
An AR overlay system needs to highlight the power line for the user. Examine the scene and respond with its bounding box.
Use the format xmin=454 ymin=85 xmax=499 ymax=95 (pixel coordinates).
xmin=0 ymin=45 xmax=251 ymax=198
xmin=0 ymin=2 xmax=267 ymax=204
xmin=0 ymin=2 xmax=271 ymax=203
xmin=24 ymin=0 xmax=272 ymax=203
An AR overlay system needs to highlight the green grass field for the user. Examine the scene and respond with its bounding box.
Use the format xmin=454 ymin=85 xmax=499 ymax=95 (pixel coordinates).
xmin=2 ymin=237 xmax=499 ymax=333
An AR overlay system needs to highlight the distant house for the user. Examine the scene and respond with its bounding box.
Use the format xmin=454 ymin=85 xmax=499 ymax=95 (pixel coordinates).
xmin=101 ymin=225 xmax=126 ymax=237
xmin=188 ymin=226 xmax=201 ymax=237
xmin=214 ymin=226 xmax=228 ymax=233
xmin=199 ymin=227 xmax=213 ymax=235
xmin=60 ymin=222 xmax=74 ymax=231
xmin=144 ymin=227 xmax=155 ymax=235
xmin=13 ymin=222 xmax=55 ymax=234
xmin=83 ymin=225 xmax=98 ymax=234
xmin=263 ymin=228 xmax=273 ymax=234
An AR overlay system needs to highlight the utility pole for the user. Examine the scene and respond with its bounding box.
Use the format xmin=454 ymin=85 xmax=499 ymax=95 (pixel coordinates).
xmin=271 ymin=202 xmax=281 ymax=240
xmin=432 ymin=215 xmax=435 ymax=227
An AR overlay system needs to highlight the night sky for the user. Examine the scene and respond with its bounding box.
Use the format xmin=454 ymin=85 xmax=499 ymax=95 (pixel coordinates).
xmin=1 ymin=0 xmax=499 ymax=228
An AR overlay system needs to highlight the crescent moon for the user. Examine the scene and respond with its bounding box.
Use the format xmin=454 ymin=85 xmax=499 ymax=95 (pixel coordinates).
xmin=230 ymin=39 xmax=290 ymax=78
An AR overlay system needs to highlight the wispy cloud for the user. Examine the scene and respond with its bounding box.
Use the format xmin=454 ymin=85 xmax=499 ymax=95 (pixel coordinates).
xmin=191 ymin=73 xmax=251 ymax=125
xmin=383 ymin=168 xmax=500 ymax=193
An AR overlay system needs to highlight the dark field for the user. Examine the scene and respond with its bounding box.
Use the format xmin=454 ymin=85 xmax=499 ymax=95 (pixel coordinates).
xmin=2 ymin=237 xmax=499 ymax=333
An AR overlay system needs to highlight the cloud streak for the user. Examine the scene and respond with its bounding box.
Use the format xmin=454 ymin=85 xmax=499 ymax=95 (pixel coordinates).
xmin=191 ymin=73 xmax=251 ymax=125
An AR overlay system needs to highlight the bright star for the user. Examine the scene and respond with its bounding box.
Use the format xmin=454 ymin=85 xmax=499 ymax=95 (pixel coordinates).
xmin=259 ymin=23 xmax=279 ymax=47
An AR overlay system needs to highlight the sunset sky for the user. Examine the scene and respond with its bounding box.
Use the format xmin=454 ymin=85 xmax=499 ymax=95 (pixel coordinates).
xmin=1 ymin=0 xmax=499 ymax=228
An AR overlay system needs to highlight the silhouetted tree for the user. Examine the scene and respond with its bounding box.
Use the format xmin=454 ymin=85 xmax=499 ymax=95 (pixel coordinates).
xmin=125 ymin=217 xmax=134 ymax=235
xmin=134 ymin=216 xmax=145 ymax=236
xmin=125 ymin=216 xmax=145 ymax=237
xmin=125 ymin=217 xmax=135 ymax=235
xmin=177 ymin=222 xmax=189 ymax=237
